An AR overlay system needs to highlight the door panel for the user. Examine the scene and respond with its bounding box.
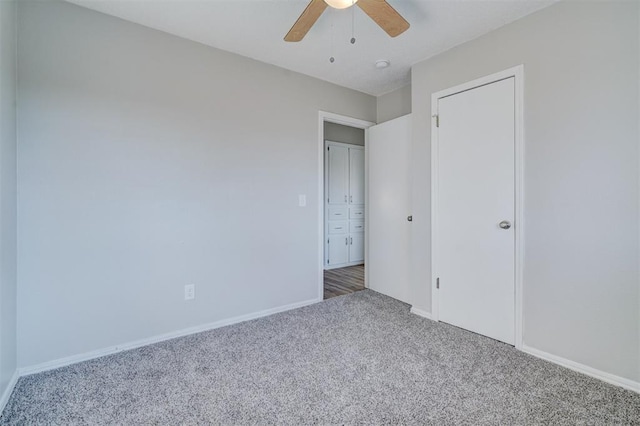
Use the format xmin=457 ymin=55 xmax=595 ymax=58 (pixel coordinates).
xmin=349 ymin=233 xmax=365 ymax=263
xmin=328 ymin=234 xmax=349 ymax=266
xmin=368 ymin=114 xmax=412 ymax=304
xmin=437 ymin=78 xmax=515 ymax=345
xmin=328 ymin=145 xmax=348 ymax=205
xmin=349 ymin=148 xmax=365 ymax=205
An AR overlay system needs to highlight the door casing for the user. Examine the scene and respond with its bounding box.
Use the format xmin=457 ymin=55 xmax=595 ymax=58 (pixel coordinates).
xmin=430 ymin=65 xmax=525 ymax=349
xmin=318 ymin=112 xmax=375 ymax=301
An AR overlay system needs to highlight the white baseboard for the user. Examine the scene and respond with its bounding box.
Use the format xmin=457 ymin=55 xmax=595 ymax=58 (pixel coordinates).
xmin=0 ymin=370 xmax=19 ymax=414
xmin=407 ymin=311 xmax=638 ymax=393
xmin=19 ymin=297 xmax=321 ymax=377
xmin=13 ymin=297 xmax=640 ymax=399
xmin=521 ymin=344 xmax=640 ymax=394
xmin=410 ymin=306 xmax=433 ymax=320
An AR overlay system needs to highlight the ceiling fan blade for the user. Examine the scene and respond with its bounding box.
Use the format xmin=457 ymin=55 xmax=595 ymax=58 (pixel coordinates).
xmin=357 ymin=0 xmax=409 ymax=38
xmin=284 ymin=0 xmax=328 ymax=42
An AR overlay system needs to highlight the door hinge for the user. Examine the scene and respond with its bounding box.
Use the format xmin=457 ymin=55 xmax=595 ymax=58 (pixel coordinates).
xmin=327 ymin=238 xmax=330 ymax=244
xmin=327 ymin=146 xmax=330 ymax=151
xmin=432 ymin=115 xmax=439 ymax=128
xmin=436 ymin=277 xmax=440 ymax=289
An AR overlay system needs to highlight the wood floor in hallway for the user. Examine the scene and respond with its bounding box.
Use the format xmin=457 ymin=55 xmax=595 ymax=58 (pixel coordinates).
xmin=324 ymin=264 xmax=365 ymax=300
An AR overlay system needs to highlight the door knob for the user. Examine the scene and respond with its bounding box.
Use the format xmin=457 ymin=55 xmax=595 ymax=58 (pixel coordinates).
xmin=499 ymin=220 xmax=511 ymax=230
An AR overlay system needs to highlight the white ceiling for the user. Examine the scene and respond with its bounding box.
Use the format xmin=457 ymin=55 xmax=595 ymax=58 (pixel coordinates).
xmin=65 ymin=0 xmax=556 ymax=96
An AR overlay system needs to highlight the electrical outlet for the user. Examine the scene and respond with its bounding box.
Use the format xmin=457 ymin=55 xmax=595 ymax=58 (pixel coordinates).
xmin=184 ymin=284 xmax=195 ymax=300
xmin=298 ymin=194 xmax=306 ymax=207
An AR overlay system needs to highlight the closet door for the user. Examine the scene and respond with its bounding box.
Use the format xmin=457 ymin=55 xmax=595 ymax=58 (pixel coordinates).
xmin=349 ymin=148 xmax=365 ymax=205
xmin=327 ymin=145 xmax=349 ymax=205
xmin=349 ymin=233 xmax=365 ymax=263
xmin=436 ymin=78 xmax=515 ymax=345
xmin=328 ymin=235 xmax=349 ymax=266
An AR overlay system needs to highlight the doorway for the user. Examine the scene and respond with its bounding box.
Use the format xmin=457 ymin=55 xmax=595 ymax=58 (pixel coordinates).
xmin=323 ymin=124 xmax=365 ymax=299
xmin=431 ymin=66 xmax=524 ymax=347
xmin=318 ymin=112 xmax=374 ymax=300
xmin=324 ymin=265 xmax=364 ymax=299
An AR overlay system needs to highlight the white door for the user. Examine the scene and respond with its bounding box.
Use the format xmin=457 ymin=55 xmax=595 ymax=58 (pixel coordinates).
xmin=328 ymin=234 xmax=349 ymax=266
xmin=327 ymin=145 xmax=348 ymax=205
xmin=349 ymin=233 xmax=364 ymax=263
xmin=436 ymin=78 xmax=515 ymax=345
xmin=368 ymin=114 xmax=412 ymax=304
xmin=349 ymin=148 xmax=365 ymax=205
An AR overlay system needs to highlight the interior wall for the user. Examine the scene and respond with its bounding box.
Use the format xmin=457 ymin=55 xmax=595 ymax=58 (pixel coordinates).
xmin=411 ymin=0 xmax=639 ymax=382
xmin=376 ymin=85 xmax=411 ymax=124
xmin=323 ymin=122 xmax=364 ymax=146
xmin=17 ymin=0 xmax=376 ymax=368
xmin=0 ymin=0 xmax=18 ymax=402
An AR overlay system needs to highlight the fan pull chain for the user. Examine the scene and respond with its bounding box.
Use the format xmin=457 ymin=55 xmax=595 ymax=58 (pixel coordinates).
xmin=329 ymin=12 xmax=335 ymax=63
xmin=350 ymin=1 xmax=356 ymax=44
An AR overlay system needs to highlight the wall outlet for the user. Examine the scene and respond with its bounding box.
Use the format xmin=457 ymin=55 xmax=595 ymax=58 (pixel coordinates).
xmin=298 ymin=194 xmax=306 ymax=207
xmin=184 ymin=284 xmax=195 ymax=300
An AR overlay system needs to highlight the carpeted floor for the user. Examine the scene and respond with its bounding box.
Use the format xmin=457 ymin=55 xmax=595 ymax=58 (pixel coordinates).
xmin=2 ymin=290 xmax=639 ymax=425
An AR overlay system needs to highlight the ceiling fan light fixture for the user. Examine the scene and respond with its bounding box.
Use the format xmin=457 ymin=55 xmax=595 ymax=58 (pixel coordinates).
xmin=324 ymin=0 xmax=358 ymax=10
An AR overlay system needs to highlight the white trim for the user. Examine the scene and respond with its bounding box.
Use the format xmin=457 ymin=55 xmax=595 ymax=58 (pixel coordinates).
xmin=363 ymin=128 xmax=370 ymax=289
xmin=19 ymin=297 xmax=320 ymax=376
xmin=409 ymin=307 xmax=433 ymax=320
xmin=0 ymin=370 xmax=19 ymax=414
xmin=320 ymin=111 xmax=374 ymax=130
xmin=430 ymin=65 xmax=525 ymax=350
xmin=430 ymin=97 xmax=440 ymax=321
xmin=513 ymin=66 xmax=525 ymax=349
xmin=522 ymin=344 xmax=640 ymax=394
xmin=318 ymin=111 xmax=375 ymax=299
xmin=324 ymin=261 xmax=364 ymax=270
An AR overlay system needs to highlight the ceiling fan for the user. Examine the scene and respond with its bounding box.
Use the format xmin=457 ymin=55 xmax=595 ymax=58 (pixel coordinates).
xmin=284 ymin=0 xmax=409 ymax=42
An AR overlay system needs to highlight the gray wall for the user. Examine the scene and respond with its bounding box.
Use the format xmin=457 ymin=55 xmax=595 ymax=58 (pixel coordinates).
xmin=17 ymin=1 xmax=376 ymax=368
xmin=411 ymin=0 xmax=639 ymax=382
xmin=324 ymin=122 xmax=364 ymax=146
xmin=0 ymin=0 xmax=17 ymax=401
xmin=376 ymin=85 xmax=411 ymax=124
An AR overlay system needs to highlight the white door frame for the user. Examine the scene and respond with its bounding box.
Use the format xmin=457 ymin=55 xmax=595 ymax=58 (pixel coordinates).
xmin=318 ymin=111 xmax=375 ymax=301
xmin=430 ymin=65 xmax=525 ymax=349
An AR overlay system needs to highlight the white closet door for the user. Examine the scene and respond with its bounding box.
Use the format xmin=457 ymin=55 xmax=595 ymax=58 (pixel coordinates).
xmin=349 ymin=233 xmax=365 ymax=263
xmin=436 ymin=77 xmax=515 ymax=345
xmin=328 ymin=234 xmax=349 ymax=266
xmin=368 ymin=114 xmax=412 ymax=304
xmin=327 ymin=145 xmax=349 ymax=205
xmin=349 ymin=148 xmax=365 ymax=205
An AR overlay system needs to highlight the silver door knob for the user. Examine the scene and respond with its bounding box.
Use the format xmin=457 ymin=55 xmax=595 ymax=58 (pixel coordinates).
xmin=499 ymin=220 xmax=511 ymax=230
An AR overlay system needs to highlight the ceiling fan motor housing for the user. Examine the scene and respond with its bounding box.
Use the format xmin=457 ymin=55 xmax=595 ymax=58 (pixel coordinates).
xmin=324 ymin=0 xmax=358 ymax=9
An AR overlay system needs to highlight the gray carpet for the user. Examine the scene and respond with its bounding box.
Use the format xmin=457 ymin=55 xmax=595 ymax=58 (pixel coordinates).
xmin=1 ymin=290 xmax=639 ymax=425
